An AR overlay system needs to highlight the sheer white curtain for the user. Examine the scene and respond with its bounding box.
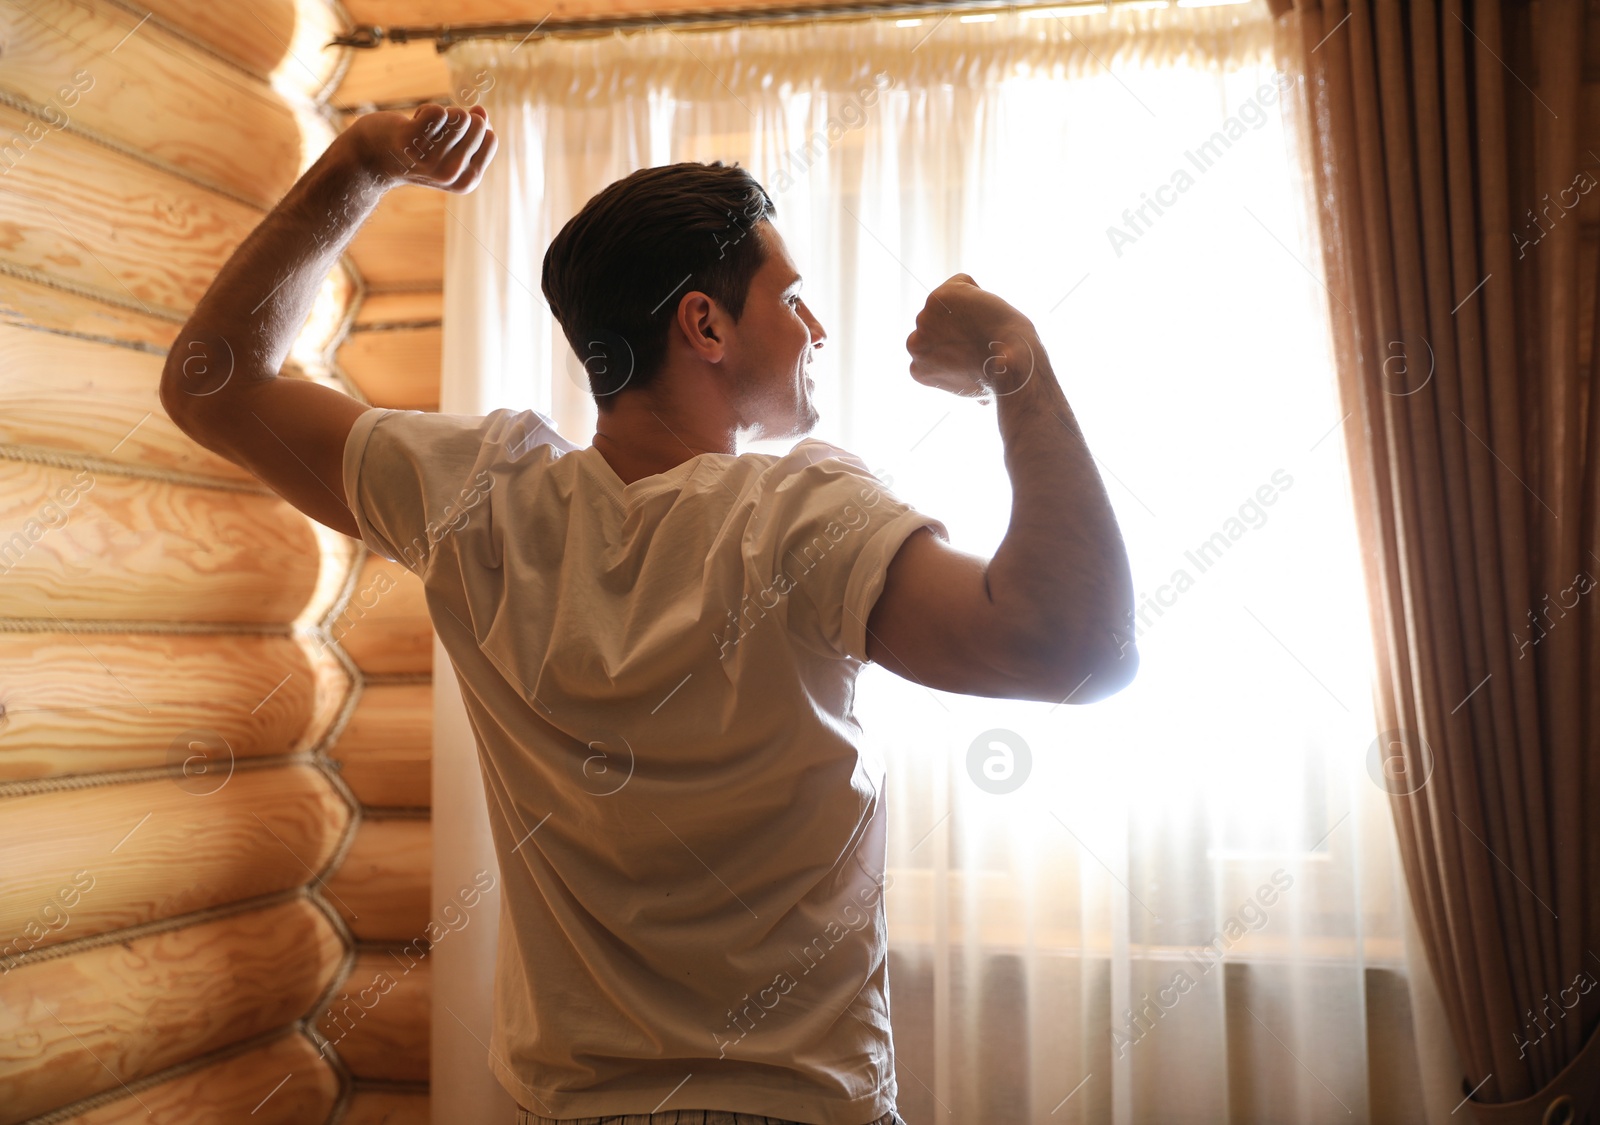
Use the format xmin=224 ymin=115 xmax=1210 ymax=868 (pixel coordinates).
xmin=439 ymin=4 xmax=1441 ymax=1121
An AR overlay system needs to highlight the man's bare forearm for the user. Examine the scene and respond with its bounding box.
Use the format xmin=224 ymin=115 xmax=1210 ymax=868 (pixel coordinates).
xmin=985 ymin=338 xmax=1137 ymax=687
xmin=161 ymin=138 xmax=388 ymax=401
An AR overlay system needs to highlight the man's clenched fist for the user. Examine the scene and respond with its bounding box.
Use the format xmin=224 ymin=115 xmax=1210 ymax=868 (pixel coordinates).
xmin=344 ymin=103 xmax=498 ymax=193
xmin=905 ymin=274 xmax=1039 ymax=400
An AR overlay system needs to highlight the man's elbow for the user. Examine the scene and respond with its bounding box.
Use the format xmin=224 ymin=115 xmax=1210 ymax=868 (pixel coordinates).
xmin=158 ymin=371 xmax=191 ymax=430
xmin=159 ymin=349 xmax=201 ymax=427
xmin=159 ymin=349 xmax=253 ymax=456
xmin=1076 ymin=642 xmax=1140 ymax=703
xmin=1030 ymin=632 xmax=1140 ymax=705
xmin=160 ymin=330 xmax=239 ymax=424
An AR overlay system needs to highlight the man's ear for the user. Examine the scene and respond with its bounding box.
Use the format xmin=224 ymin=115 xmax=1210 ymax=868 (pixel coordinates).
xmin=676 ymin=291 xmax=725 ymax=362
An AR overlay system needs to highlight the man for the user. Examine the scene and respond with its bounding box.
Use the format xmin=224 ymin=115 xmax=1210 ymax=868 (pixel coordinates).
xmin=161 ymin=104 xmax=1137 ymax=1125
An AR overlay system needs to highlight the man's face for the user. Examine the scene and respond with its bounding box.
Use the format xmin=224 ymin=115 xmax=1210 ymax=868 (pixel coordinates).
xmin=720 ymin=221 xmax=826 ymax=440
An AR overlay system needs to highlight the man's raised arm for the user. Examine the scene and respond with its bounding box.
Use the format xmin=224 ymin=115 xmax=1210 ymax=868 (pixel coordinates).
xmin=865 ymin=274 xmax=1138 ymax=705
xmin=158 ymin=105 xmax=496 ymax=537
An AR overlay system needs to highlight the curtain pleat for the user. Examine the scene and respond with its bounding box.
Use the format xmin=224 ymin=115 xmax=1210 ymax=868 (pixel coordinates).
xmin=476 ymin=10 xmax=1275 ymax=105
xmin=1275 ymin=0 xmax=1600 ymax=1116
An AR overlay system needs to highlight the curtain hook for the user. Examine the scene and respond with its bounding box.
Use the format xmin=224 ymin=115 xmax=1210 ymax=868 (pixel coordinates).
xmin=330 ymin=24 xmax=385 ymax=48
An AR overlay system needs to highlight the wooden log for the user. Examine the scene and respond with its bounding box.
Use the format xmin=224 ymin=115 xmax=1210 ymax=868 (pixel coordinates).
xmin=353 ymin=289 xmax=443 ymax=328
xmin=0 ymin=324 xmax=256 ymax=485
xmin=338 ymin=555 xmax=434 ymax=676
xmin=280 ymin=5 xmax=357 ymax=106
xmin=0 ymin=765 xmax=351 ymax=958
xmin=137 ymin=0 xmax=347 ymax=98
xmin=336 ymin=40 xmax=450 ymax=109
xmin=325 ymin=950 xmax=430 ymax=1083
xmin=0 ymin=462 xmax=319 ymax=624
xmin=332 ymin=682 xmax=432 ymax=808
xmin=0 ymin=897 xmax=343 ymax=1125
xmin=0 ymin=0 xmax=301 ymax=210
xmin=340 ymin=326 xmax=443 ymax=411
xmin=0 ymin=103 xmax=259 ymax=318
xmin=58 ymin=1030 xmax=339 ymax=1125
xmin=343 ymin=1089 xmax=431 ymax=1124
xmin=324 ymin=818 xmax=430 ymax=942
xmin=294 ymin=628 xmax=362 ymax=769
xmin=0 ymin=266 xmax=353 ymax=373
xmin=0 ymin=277 xmax=179 ymax=352
xmin=347 ymin=186 xmax=446 ymax=291
xmin=1 ymin=329 xmax=360 ymax=482
xmin=0 ymin=632 xmax=316 ymax=782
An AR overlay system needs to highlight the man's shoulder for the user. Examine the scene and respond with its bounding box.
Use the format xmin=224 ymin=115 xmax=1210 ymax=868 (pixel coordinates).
xmin=481 ymin=407 xmax=581 ymax=460
xmin=743 ymin=439 xmax=893 ymax=500
xmin=362 ymin=405 xmax=576 ymax=457
xmin=723 ymin=441 xmax=909 ymax=556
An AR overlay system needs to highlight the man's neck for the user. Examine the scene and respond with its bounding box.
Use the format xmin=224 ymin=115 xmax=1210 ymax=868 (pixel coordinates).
xmin=591 ymin=388 xmax=739 ymax=486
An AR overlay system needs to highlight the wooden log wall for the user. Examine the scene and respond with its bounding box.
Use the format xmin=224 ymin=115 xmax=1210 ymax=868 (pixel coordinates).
xmin=0 ymin=0 xmax=433 ymax=1120
xmin=319 ymin=546 xmax=434 ymax=1117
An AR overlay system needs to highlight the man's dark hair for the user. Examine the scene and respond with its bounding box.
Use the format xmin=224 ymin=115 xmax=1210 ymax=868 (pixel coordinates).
xmin=542 ymin=161 xmax=777 ymax=407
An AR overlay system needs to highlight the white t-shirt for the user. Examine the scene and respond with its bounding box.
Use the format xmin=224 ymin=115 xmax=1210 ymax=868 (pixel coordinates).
xmin=342 ymin=406 xmax=948 ymax=1124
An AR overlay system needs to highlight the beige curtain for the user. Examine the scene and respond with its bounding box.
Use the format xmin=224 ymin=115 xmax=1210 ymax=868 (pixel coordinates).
xmin=443 ymin=3 xmax=1436 ymax=1120
xmin=1269 ymin=0 xmax=1600 ymax=1119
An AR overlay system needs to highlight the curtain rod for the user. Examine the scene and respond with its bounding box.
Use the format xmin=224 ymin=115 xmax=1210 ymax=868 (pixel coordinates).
xmin=329 ymin=0 xmax=1215 ymax=49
